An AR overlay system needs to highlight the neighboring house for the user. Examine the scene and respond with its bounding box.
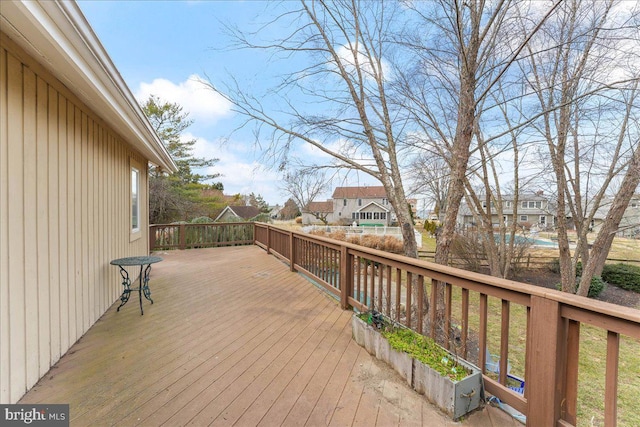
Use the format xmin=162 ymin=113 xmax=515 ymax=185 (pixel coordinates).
xmin=599 ymin=194 xmax=640 ymax=237
xmin=620 ymin=195 xmax=640 ymax=237
xmin=215 ymin=205 xmax=261 ymax=222
xmin=304 ymin=201 xmax=333 ymax=225
xmin=268 ymin=204 xmax=282 ymax=220
xmin=457 ymin=192 xmax=640 ymax=235
xmin=457 ymin=193 xmax=556 ymax=229
xmin=0 ymin=1 xmax=176 ymax=404
xmin=302 ymin=186 xmax=396 ymax=226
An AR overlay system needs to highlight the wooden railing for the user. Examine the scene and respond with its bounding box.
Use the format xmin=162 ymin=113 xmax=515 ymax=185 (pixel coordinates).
xmin=253 ymin=223 xmax=640 ymax=427
xmin=149 ymin=222 xmax=254 ymax=251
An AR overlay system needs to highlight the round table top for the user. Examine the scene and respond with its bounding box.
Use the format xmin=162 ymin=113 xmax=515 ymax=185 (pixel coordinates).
xmin=110 ymin=256 xmax=163 ymax=266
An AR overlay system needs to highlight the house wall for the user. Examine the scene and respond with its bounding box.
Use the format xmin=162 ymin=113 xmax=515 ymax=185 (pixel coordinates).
xmin=333 ymin=197 xmax=391 ymax=224
xmin=0 ymin=34 xmax=149 ymax=403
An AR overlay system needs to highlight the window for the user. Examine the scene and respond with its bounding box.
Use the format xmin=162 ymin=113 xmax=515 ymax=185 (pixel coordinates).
xmin=374 ymin=212 xmax=380 ymax=220
xmin=504 ymin=201 xmax=512 ymax=208
xmin=358 ymin=198 xmax=362 ymax=206
xmin=520 ymin=215 xmax=528 ymax=222
xmin=130 ymin=158 xmax=142 ymax=241
xmin=382 ymin=198 xmax=388 ymax=205
xmin=381 ymin=212 xmax=387 ymax=220
xmin=366 ymin=212 xmax=372 ymax=219
xmin=482 ymin=201 xmax=495 ymax=209
xmin=352 ymin=212 xmax=358 ymax=220
xmin=343 ymin=199 xmax=347 ymax=206
xmin=522 ymin=201 xmax=542 ymax=209
xmin=540 ymin=216 xmax=546 ymax=225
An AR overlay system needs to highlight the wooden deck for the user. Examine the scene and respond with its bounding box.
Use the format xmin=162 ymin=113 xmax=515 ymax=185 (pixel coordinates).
xmin=20 ymin=246 xmax=520 ymax=426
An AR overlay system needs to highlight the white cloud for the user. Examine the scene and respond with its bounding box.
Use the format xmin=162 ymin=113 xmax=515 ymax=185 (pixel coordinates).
xmin=333 ymin=44 xmax=392 ymax=82
xmin=136 ymin=74 xmax=232 ymax=123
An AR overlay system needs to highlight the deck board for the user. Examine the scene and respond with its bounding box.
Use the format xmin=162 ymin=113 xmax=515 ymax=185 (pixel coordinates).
xmin=20 ymin=246 xmax=519 ymax=426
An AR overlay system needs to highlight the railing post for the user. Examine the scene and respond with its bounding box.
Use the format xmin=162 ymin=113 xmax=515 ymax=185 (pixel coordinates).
xmin=179 ymin=223 xmax=186 ymax=250
xmin=266 ymin=224 xmax=271 ymax=254
xmin=289 ymin=231 xmax=295 ymax=272
xmin=149 ymin=225 xmax=155 ymax=253
xmin=526 ymin=295 xmax=563 ymax=426
xmin=340 ymin=244 xmax=352 ymax=310
xmin=253 ymin=223 xmax=256 ymax=245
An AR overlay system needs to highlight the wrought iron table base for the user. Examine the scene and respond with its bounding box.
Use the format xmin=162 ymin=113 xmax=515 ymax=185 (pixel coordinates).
xmin=116 ymin=264 xmax=155 ymax=315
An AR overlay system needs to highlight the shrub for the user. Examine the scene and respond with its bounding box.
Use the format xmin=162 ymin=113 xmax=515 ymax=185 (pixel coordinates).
xmin=328 ymin=230 xmax=346 ymax=241
xmin=555 ymin=276 xmax=607 ymax=298
xmin=547 ymin=259 xmax=583 ymax=277
xmin=601 ymin=263 xmax=640 ymax=293
xmin=191 ymin=216 xmax=214 ymax=223
xmin=451 ymin=231 xmax=485 ymax=272
xmin=423 ymin=220 xmax=438 ymax=236
xmin=578 ymin=276 xmax=607 ymax=298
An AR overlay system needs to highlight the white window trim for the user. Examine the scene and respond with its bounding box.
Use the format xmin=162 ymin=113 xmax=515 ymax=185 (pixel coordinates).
xmin=130 ymin=157 xmax=142 ymax=242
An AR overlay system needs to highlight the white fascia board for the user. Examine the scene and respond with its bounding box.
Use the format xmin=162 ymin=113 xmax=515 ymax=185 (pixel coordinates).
xmin=1 ymin=1 xmax=176 ymax=172
xmin=356 ymin=201 xmax=389 ymax=212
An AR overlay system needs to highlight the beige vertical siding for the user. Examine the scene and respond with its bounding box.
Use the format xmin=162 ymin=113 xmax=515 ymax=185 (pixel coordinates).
xmin=0 ymin=34 xmax=150 ymax=403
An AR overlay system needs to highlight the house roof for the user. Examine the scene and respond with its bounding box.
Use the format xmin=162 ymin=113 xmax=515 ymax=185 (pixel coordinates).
xmin=0 ymin=1 xmax=176 ymax=172
xmin=215 ymin=205 xmax=261 ymax=221
xmin=306 ymin=201 xmax=333 ymax=213
xmin=332 ymin=186 xmax=387 ymax=199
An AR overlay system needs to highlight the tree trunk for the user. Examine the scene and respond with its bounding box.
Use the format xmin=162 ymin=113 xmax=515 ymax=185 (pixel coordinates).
xmin=577 ymin=146 xmax=640 ymax=295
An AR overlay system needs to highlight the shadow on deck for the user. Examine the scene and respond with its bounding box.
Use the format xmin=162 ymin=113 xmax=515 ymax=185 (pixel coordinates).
xmin=20 ymin=246 xmax=519 ymax=426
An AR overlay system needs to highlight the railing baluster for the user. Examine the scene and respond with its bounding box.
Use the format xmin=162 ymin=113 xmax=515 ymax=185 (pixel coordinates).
xmin=430 ymin=279 xmax=437 ymax=340
xmin=417 ymin=275 xmax=424 ymax=335
xmin=461 ymin=288 xmax=469 ymax=359
xmin=356 ymin=257 xmax=361 ymax=306
xmin=369 ymin=260 xmax=375 ymax=310
xmin=406 ymin=271 xmax=412 ymax=329
xmin=563 ymin=319 xmax=580 ymax=424
xmin=444 ymin=282 xmax=452 ymax=350
xmin=377 ymin=262 xmax=384 ymax=312
xmin=395 ymin=268 xmax=401 ymax=323
xmin=479 ymin=293 xmax=488 ymax=372
xmin=385 ymin=265 xmax=391 ymax=317
xmin=500 ymin=299 xmax=510 ymax=385
xmin=605 ymin=331 xmax=619 ymax=427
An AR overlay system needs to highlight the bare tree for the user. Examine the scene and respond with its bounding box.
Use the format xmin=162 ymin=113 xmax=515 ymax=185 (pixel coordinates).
xmin=519 ymin=0 xmax=640 ymax=292
xmin=397 ymin=0 xmax=562 ymax=269
xmin=281 ymin=168 xmax=332 ymax=224
xmin=205 ymin=0 xmax=419 ymax=257
xmin=408 ymin=153 xmax=450 ymax=221
xmin=578 ymin=144 xmax=640 ymax=294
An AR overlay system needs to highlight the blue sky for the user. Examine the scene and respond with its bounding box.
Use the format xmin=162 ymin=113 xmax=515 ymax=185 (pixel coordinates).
xmin=78 ymin=0 xmax=360 ymax=206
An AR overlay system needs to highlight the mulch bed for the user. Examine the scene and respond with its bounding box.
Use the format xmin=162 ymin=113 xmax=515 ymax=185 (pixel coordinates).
xmin=514 ymin=269 xmax=640 ymax=309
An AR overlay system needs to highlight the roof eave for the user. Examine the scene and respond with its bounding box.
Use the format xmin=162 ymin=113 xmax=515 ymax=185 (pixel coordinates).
xmin=0 ymin=0 xmax=177 ymax=172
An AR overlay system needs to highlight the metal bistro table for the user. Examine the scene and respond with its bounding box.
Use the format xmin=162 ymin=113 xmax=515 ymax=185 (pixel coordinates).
xmin=110 ymin=256 xmax=162 ymax=315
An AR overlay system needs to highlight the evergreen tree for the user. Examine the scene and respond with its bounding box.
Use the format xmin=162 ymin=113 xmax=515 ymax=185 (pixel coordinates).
xmin=141 ymin=95 xmax=224 ymax=223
